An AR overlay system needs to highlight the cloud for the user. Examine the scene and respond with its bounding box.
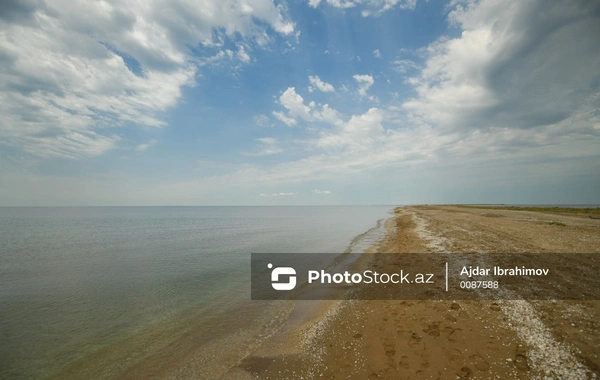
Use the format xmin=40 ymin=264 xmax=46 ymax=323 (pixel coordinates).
xmin=313 ymin=104 xmax=344 ymax=127
xmin=198 ymin=48 xmax=253 ymax=67
xmin=273 ymin=87 xmax=344 ymax=127
xmin=272 ymin=111 xmax=298 ymax=126
xmin=402 ymin=0 xmax=600 ymax=134
xmin=135 ymin=139 xmax=158 ymax=152
xmin=279 ymin=87 xmax=315 ymax=120
xmin=318 ymin=107 xmax=385 ymax=148
xmin=17 ymin=132 xmax=121 ymax=159
xmin=237 ymin=46 xmax=251 ymax=63
xmin=315 ymin=0 xmax=356 ymax=9
xmin=353 ymin=74 xmax=374 ymax=97
xmin=259 ymin=192 xmax=298 ymax=196
xmin=0 ymin=0 xmax=294 ymax=159
xmin=392 ymin=59 xmax=419 ymax=73
xmin=308 ymin=75 xmax=335 ymax=93
xmin=373 ymin=49 xmax=381 ymax=58
xmin=254 ymin=114 xmax=271 ymax=127
xmin=308 ymin=0 xmax=417 ymax=15
xmin=257 ymin=137 xmax=277 ymax=144
xmin=312 ymin=189 xmax=331 ymax=194
xmin=274 ymin=87 xmax=315 ymax=125
xmin=251 ymin=137 xmax=283 ymax=156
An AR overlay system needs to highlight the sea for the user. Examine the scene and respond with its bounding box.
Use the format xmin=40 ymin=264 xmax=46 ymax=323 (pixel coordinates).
xmin=0 ymin=206 xmax=393 ymax=379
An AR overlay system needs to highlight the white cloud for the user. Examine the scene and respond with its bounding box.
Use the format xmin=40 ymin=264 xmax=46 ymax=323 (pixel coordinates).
xmin=135 ymin=139 xmax=158 ymax=152
xmin=272 ymin=111 xmax=298 ymax=126
xmin=309 ymin=0 xmax=417 ymax=15
xmin=320 ymin=0 xmax=356 ymax=9
xmin=312 ymin=189 xmax=331 ymax=194
xmin=20 ymin=132 xmax=121 ymax=159
xmin=353 ymin=74 xmax=375 ymax=97
xmin=373 ymin=49 xmax=381 ymax=58
xmin=273 ymin=87 xmax=344 ymax=127
xmin=402 ymin=0 xmax=600 ymax=133
xmin=392 ymin=59 xmax=419 ymax=73
xmin=254 ymin=114 xmax=271 ymax=127
xmin=198 ymin=50 xmax=233 ymax=66
xmin=308 ymin=76 xmax=335 ymax=93
xmin=318 ymin=107 xmax=385 ymax=148
xmin=236 ymin=46 xmax=251 ymax=63
xmin=257 ymin=137 xmax=277 ymax=145
xmin=251 ymin=137 xmax=283 ymax=156
xmin=277 ymin=87 xmax=315 ymax=122
xmin=260 ymin=192 xmax=298 ymax=196
xmin=313 ymin=104 xmax=344 ymax=127
xmin=0 ymin=0 xmax=294 ymax=159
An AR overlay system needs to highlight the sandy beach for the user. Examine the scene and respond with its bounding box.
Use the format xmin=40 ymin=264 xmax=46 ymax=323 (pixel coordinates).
xmin=238 ymin=205 xmax=600 ymax=379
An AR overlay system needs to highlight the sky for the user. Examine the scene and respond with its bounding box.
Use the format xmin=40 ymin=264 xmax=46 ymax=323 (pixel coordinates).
xmin=0 ymin=0 xmax=599 ymax=206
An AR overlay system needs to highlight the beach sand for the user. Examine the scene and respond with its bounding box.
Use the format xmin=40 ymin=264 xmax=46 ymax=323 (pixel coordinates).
xmin=237 ymin=205 xmax=600 ymax=379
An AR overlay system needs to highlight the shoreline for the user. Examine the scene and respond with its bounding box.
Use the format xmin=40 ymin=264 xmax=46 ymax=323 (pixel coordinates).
xmin=242 ymin=205 xmax=600 ymax=379
xmin=24 ymin=205 xmax=598 ymax=379
xmin=227 ymin=213 xmax=394 ymax=379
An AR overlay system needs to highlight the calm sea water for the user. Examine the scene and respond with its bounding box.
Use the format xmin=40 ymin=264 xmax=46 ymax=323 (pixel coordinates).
xmin=0 ymin=206 xmax=392 ymax=379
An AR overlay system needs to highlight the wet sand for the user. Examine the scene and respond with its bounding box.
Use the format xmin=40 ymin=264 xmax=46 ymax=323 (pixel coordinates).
xmin=239 ymin=205 xmax=600 ymax=379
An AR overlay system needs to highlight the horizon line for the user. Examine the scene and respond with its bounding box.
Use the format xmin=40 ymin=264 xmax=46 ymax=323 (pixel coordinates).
xmin=1 ymin=203 xmax=600 ymax=208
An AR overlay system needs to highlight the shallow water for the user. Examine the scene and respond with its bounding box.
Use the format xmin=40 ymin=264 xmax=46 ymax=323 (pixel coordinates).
xmin=0 ymin=206 xmax=392 ymax=379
